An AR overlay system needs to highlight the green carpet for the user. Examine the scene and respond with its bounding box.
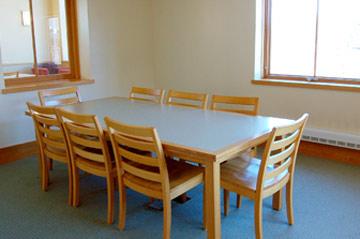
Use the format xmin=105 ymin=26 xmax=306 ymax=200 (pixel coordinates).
xmin=0 ymin=154 xmax=359 ymax=239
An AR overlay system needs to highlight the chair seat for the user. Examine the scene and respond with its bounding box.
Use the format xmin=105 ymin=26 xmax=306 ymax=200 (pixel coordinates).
xmin=221 ymin=154 xmax=288 ymax=198
xmin=123 ymin=160 xmax=203 ymax=199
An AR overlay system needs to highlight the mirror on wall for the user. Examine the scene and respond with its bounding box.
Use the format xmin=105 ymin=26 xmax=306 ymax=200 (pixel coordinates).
xmin=0 ymin=0 xmax=71 ymax=81
xmin=0 ymin=0 xmax=35 ymax=80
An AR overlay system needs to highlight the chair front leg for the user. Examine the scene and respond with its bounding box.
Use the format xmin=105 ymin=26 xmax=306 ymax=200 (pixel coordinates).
xmin=236 ymin=194 xmax=242 ymax=208
xmin=48 ymin=158 xmax=53 ymax=171
xmin=118 ymin=178 xmax=127 ymax=230
xmin=163 ymin=197 xmax=172 ymax=239
xmin=67 ymin=165 xmax=73 ymax=206
xmin=72 ymin=167 xmax=80 ymax=207
xmin=286 ymin=181 xmax=294 ymax=225
xmin=223 ymin=189 xmax=230 ymax=216
xmin=40 ymin=154 xmax=49 ymax=192
xmin=106 ymin=176 xmax=115 ymax=224
xmin=203 ymin=183 xmax=207 ymax=230
xmin=255 ymin=197 xmax=263 ymax=239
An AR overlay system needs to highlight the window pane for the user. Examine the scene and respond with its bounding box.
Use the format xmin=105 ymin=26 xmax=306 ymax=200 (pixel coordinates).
xmin=0 ymin=0 xmax=35 ymax=79
xmin=269 ymin=0 xmax=317 ymax=76
xmin=316 ymin=0 xmax=360 ymax=80
xmin=32 ymin=0 xmax=70 ymax=76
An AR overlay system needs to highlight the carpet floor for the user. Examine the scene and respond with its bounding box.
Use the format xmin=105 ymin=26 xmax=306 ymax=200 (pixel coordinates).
xmin=0 ymin=154 xmax=359 ymax=239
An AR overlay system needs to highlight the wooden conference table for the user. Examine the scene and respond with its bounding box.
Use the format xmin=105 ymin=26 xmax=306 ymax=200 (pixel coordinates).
xmin=59 ymin=97 xmax=292 ymax=239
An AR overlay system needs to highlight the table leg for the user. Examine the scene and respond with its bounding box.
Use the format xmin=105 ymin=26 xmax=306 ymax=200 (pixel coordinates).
xmin=272 ymin=189 xmax=282 ymax=211
xmin=205 ymin=161 xmax=221 ymax=239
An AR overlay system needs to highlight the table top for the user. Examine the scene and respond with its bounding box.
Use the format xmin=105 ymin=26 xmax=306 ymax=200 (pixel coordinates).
xmin=61 ymin=97 xmax=293 ymax=160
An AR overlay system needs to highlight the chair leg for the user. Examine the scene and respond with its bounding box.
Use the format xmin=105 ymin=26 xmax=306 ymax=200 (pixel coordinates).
xmin=72 ymin=167 xmax=80 ymax=207
xmin=48 ymin=158 xmax=53 ymax=171
xmin=163 ymin=197 xmax=172 ymax=239
xmin=40 ymin=154 xmax=49 ymax=192
xmin=236 ymin=194 xmax=242 ymax=208
xmin=223 ymin=189 xmax=230 ymax=216
xmin=286 ymin=181 xmax=294 ymax=225
xmin=118 ymin=179 xmax=127 ymax=230
xmin=203 ymin=183 xmax=207 ymax=230
xmin=106 ymin=176 xmax=115 ymax=224
xmin=67 ymin=165 xmax=73 ymax=206
xmin=254 ymin=197 xmax=263 ymax=239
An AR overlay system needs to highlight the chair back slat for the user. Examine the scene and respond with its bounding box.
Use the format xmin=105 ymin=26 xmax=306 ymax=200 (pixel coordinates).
xmin=105 ymin=117 xmax=170 ymax=192
xmin=257 ymin=114 xmax=309 ymax=191
xmin=122 ymin=161 xmax=162 ymax=182
xmin=271 ymin=129 xmax=299 ymax=151
xmin=42 ymin=137 xmax=67 ymax=150
xmin=264 ymin=156 xmax=292 ymax=180
xmin=65 ymin=123 xmax=99 ymax=137
xmin=46 ymin=97 xmax=80 ymax=107
xmin=57 ymin=109 xmax=111 ymax=167
xmin=69 ymin=134 xmax=103 ymax=149
xmin=211 ymin=95 xmax=259 ymax=116
xmin=73 ymin=146 xmax=105 ymax=163
xmin=37 ymin=125 xmax=64 ymax=139
xmin=268 ymin=143 xmax=295 ymax=165
xmin=44 ymin=148 xmax=67 ymax=162
xmin=114 ymin=133 xmax=157 ymax=152
xmin=27 ymin=102 xmax=68 ymax=162
xmin=118 ymin=147 xmax=159 ymax=167
xmin=166 ymin=90 xmax=208 ymax=109
xmin=129 ymin=86 xmax=165 ymax=104
xmin=38 ymin=87 xmax=80 ymax=106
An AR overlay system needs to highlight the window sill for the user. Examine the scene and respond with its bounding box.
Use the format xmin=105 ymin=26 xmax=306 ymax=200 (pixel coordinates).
xmin=252 ymin=79 xmax=360 ymax=93
xmin=1 ymin=79 xmax=95 ymax=94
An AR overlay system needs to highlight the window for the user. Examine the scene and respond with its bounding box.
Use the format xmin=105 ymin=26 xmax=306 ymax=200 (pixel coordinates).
xmin=0 ymin=0 xmax=81 ymax=90
xmin=264 ymin=0 xmax=360 ymax=85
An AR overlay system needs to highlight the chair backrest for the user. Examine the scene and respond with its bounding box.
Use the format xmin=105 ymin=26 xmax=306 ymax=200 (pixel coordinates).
xmin=38 ymin=87 xmax=80 ymax=106
xmin=27 ymin=102 xmax=69 ymax=163
xmin=165 ymin=90 xmax=208 ymax=109
xmin=56 ymin=109 xmax=112 ymax=171
xmin=129 ymin=86 xmax=165 ymax=104
xmin=211 ymin=95 xmax=259 ymax=116
xmin=105 ymin=117 xmax=170 ymax=197
xmin=257 ymin=113 xmax=309 ymax=193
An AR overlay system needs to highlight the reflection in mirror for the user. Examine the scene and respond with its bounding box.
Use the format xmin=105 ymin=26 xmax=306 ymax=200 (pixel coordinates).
xmin=33 ymin=0 xmax=70 ymax=76
xmin=0 ymin=0 xmax=35 ymax=79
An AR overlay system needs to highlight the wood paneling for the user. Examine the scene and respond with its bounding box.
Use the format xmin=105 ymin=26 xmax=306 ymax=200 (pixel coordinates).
xmin=252 ymin=79 xmax=360 ymax=93
xmin=0 ymin=141 xmax=38 ymax=164
xmin=299 ymin=141 xmax=360 ymax=166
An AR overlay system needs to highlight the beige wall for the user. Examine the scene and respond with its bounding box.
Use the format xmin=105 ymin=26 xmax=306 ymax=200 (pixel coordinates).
xmin=152 ymin=0 xmax=360 ymax=135
xmin=0 ymin=0 xmax=155 ymax=148
xmin=1 ymin=0 xmax=359 ymax=148
xmin=0 ymin=0 xmax=34 ymax=64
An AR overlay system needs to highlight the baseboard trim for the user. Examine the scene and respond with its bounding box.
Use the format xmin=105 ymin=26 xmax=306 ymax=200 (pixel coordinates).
xmin=0 ymin=141 xmax=38 ymax=165
xmin=299 ymin=141 xmax=360 ymax=166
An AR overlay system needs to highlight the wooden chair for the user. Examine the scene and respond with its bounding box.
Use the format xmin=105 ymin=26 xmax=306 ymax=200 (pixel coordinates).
xmin=210 ymin=95 xmax=259 ymax=115
xmin=27 ymin=102 xmax=73 ymax=205
xmin=38 ymin=87 xmax=80 ymax=106
xmin=221 ymin=113 xmax=308 ymax=239
xmin=105 ymin=117 xmax=204 ymax=239
xmin=57 ymin=109 xmax=116 ymax=224
xmin=211 ymin=94 xmax=260 ymax=208
xmin=165 ymin=90 xmax=208 ymax=109
xmin=129 ymin=86 xmax=165 ymax=104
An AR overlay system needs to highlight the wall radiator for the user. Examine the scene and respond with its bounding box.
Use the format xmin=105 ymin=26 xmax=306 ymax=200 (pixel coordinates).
xmin=302 ymin=128 xmax=360 ymax=150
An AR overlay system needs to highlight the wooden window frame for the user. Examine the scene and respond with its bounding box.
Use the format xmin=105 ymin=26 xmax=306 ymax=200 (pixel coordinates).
xmin=262 ymin=0 xmax=360 ymax=88
xmin=1 ymin=0 xmax=90 ymax=93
